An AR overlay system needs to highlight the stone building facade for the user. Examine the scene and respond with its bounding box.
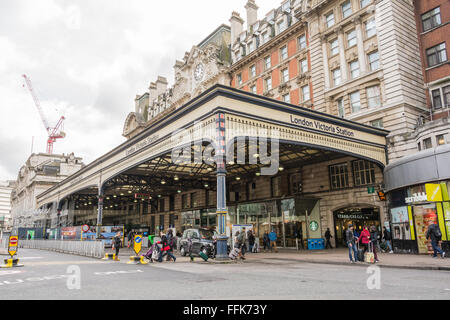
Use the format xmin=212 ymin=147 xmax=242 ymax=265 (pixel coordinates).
xmin=0 ymin=181 xmax=14 ymax=233
xmin=11 ymin=153 xmax=83 ymax=228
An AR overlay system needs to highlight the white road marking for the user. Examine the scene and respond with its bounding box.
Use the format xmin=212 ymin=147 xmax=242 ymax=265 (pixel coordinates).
xmin=0 ymin=270 xmax=23 ymax=276
xmin=19 ymin=257 xmax=43 ymax=260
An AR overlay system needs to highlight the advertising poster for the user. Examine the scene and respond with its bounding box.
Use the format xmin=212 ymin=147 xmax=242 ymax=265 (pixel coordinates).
xmin=444 ymin=202 xmax=450 ymax=221
xmin=82 ymin=226 xmax=124 ymax=248
xmin=413 ymin=204 xmax=437 ymax=254
xmin=391 ymin=207 xmax=409 ymax=224
xmin=61 ymin=227 xmax=81 ymax=240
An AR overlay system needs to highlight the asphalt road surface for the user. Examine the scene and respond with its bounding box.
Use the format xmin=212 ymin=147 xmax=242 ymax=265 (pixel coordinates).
xmin=1 ymin=249 xmax=450 ymax=300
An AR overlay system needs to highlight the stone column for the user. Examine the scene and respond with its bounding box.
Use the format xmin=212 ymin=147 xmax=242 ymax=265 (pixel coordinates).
xmin=321 ymin=35 xmax=330 ymax=90
xmin=354 ymin=16 xmax=367 ymax=74
xmin=337 ymin=27 xmax=348 ymax=83
xmin=96 ymin=188 xmax=104 ymax=239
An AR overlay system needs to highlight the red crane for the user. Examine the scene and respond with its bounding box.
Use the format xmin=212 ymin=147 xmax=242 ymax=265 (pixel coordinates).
xmin=22 ymin=74 xmax=66 ymax=154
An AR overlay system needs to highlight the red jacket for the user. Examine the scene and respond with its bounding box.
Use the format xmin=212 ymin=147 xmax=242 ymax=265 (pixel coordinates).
xmin=359 ymin=229 xmax=371 ymax=244
xmin=157 ymin=241 xmax=170 ymax=252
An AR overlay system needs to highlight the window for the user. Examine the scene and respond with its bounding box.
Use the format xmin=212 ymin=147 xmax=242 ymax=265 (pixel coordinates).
xmin=353 ymin=160 xmax=375 ymax=186
xmin=347 ymin=29 xmax=357 ymax=48
xmin=337 ymin=98 xmax=345 ymax=118
xmin=280 ymin=46 xmax=288 ymax=60
xmin=330 ymin=39 xmax=339 ymax=56
xmin=290 ymin=173 xmax=302 ymax=194
xmin=302 ymin=85 xmax=310 ymax=101
xmin=360 ymin=0 xmax=371 ymax=8
xmin=365 ymin=18 xmax=376 ymax=38
xmin=271 ymin=176 xmax=281 ymax=197
xmin=300 ymin=59 xmax=308 ymax=73
xmin=248 ymin=41 xmax=255 ymax=53
xmin=182 ymin=194 xmax=188 ymax=209
xmin=367 ymin=85 xmax=381 ymax=108
xmin=368 ymin=51 xmax=379 ymax=71
xmin=159 ymin=198 xmax=165 ymax=212
xmin=278 ymin=20 xmax=287 ymax=34
xmin=281 ymin=68 xmax=289 ymax=83
xmin=349 ymin=60 xmax=360 ymax=79
xmin=329 ymin=163 xmax=349 ymax=189
xmin=341 ymin=1 xmax=352 ymax=19
xmin=350 ymin=91 xmax=361 ymax=113
xmin=418 ymin=142 xmax=421 ymax=151
xmin=250 ymin=85 xmax=257 ymax=94
xmin=436 ymin=134 xmax=446 ymax=146
xmin=423 ymin=137 xmax=432 ymax=150
xmin=432 ymin=89 xmax=442 ymax=109
xmin=235 ymin=50 xmax=241 ymax=61
xmin=237 ymin=73 xmax=242 ymax=85
xmin=422 ymin=7 xmax=441 ymax=32
xmin=426 ymin=43 xmax=447 ymax=67
xmin=159 ymin=215 xmax=165 ymax=231
xmin=250 ymin=65 xmax=256 ymax=78
xmin=265 ymin=77 xmax=272 ymax=91
xmin=444 ymin=86 xmax=450 ymax=107
xmin=264 ymin=56 xmax=271 ymax=70
xmin=332 ymin=68 xmax=341 ymax=86
xmin=326 ymin=12 xmax=335 ymax=28
xmin=371 ymin=118 xmax=384 ymax=129
xmin=298 ymin=34 xmax=307 ymax=50
xmin=282 ymin=93 xmax=290 ymax=103
xmin=262 ymin=32 xmax=269 ymax=44
xmin=190 ymin=192 xmax=197 ymax=208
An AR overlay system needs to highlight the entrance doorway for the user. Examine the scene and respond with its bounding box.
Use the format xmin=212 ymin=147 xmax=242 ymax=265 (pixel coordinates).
xmin=333 ymin=207 xmax=381 ymax=247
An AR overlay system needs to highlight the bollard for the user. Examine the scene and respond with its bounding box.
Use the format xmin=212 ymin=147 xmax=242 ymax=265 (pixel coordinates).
xmin=102 ymin=253 xmax=119 ymax=261
xmin=127 ymin=256 xmax=148 ymax=265
xmin=0 ymin=258 xmax=24 ymax=268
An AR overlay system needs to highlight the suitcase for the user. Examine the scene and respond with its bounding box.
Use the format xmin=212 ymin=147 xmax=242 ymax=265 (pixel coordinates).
xmin=229 ymin=247 xmax=240 ymax=260
xmin=364 ymin=242 xmax=375 ymax=264
xmin=356 ymin=242 xmax=364 ymax=262
xmin=199 ymin=251 xmax=209 ymax=262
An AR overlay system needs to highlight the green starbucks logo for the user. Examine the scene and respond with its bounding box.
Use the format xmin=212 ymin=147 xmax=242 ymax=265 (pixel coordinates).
xmin=309 ymin=221 xmax=319 ymax=232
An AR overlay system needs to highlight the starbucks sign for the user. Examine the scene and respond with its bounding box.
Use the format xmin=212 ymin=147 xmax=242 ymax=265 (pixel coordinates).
xmin=309 ymin=221 xmax=319 ymax=232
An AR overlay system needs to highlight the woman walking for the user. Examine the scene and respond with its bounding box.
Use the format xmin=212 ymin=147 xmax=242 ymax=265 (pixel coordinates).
xmin=157 ymin=235 xmax=176 ymax=263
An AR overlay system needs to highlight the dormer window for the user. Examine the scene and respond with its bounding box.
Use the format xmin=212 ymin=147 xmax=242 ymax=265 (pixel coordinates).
xmin=278 ymin=19 xmax=287 ymax=33
xmin=262 ymin=31 xmax=269 ymax=44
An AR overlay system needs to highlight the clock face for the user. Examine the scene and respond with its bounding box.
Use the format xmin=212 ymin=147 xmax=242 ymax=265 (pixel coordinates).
xmin=194 ymin=63 xmax=204 ymax=81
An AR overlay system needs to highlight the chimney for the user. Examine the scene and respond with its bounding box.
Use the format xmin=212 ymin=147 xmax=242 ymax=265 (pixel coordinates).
xmin=155 ymin=76 xmax=168 ymax=96
xmin=245 ymin=0 xmax=258 ymax=31
xmin=148 ymin=82 xmax=157 ymax=102
xmin=229 ymin=11 xmax=244 ymax=45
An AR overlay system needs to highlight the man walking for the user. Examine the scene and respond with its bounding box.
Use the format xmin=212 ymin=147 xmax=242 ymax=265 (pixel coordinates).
xmin=112 ymin=232 xmax=122 ymax=261
xmin=382 ymin=226 xmax=394 ymax=253
xmin=426 ymin=223 xmax=445 ymax=259
xmin=238 ymin=229 xmax=246 ymax=257
xmin=324 ymin=228 xmax=333 ymax=249
xmin=248 ymin=230 xmax=255 ymax=253
xmin=345 ymin=225 xmax=358 ymax=263
xmin=269 ymin=229 xmax=278 ymax=253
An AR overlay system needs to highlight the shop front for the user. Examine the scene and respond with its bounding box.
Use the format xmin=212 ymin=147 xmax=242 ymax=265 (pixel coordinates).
xmin=388 ymin=182 xmax=450 ymax=254
xmin=333 ymin=207 xmax=381 ymax=247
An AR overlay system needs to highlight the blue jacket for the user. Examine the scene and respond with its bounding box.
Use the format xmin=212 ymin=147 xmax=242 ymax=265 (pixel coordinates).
xmin=269 ymin=232 xmax=277 ymax=241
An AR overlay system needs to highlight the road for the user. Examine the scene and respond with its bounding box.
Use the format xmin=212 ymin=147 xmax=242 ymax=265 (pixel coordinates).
xmin=1 ymin=249 xmax=449 ymax=300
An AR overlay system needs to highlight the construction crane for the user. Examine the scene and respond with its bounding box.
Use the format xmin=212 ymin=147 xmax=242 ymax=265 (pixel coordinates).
xmin=22 ymin=74 xmax=66 ymax=154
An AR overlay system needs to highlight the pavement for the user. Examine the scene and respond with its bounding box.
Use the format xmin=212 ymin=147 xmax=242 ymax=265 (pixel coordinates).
xmin=107 ymin=246 xmax=450 ymax=271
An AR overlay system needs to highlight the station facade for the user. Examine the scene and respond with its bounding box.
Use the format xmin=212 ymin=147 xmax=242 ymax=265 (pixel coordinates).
xmin=30 ymin=0 xmax=448 ymax=251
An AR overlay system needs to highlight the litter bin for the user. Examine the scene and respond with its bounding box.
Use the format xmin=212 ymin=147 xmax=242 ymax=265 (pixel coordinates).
xmin=307 ymin=238 xmax=325 ymax=250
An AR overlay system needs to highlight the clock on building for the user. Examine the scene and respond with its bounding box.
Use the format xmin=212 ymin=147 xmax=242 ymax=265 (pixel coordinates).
xmin=194 ymin=63 xmax=205 ymax=81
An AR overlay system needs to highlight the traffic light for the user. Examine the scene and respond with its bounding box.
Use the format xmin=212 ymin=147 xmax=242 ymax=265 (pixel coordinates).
xmin=377 ymin=190 xmax=386 ymax=201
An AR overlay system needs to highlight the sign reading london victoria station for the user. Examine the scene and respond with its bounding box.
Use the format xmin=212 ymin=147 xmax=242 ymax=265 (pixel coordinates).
xmin=290 ymin=115 xmax=355 ymax=137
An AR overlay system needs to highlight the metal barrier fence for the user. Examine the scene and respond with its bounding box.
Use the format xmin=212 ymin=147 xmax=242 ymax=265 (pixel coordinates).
xmin=19 ymin=240 xmax=105 ymax=258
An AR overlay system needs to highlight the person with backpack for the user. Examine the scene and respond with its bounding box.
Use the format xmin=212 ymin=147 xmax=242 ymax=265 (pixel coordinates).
xmin=345 ymin=225 xmax=359 ymax=263
xmin=369 ymin=225 xmax=379 ymax=263
xmin=426 ymin=223 xmax=445 ymax=259
xmin=112 ymin=232 xmax=122 ymax=261
xmin=324 ymin=228 xmax=333 ymax=249
xmin=157 ymin=235 xmax=176 ymax=263
xmin=269 ymin=229 xmax=278 ymax=253
xmin=382 ymin=226 xmax=394 ymax=253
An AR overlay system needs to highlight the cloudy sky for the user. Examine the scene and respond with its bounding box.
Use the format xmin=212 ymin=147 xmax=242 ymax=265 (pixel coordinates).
xmin=0 ymin=0 xmax=276 ymax=181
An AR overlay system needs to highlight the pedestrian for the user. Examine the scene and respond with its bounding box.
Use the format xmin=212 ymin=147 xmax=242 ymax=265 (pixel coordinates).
xmin=345 ymin=225 xmax=358 ymax=263
xmin=238 ymin=229 xmax=246 ymax=258
xmin=233 ymin=231 xmax=245 ymax=260
xmin=325 ymin=228 xmax=333 ymax=249
xmin=127 ymin=230 xmax=133 ymax=248
xmin=157 ymin=235 xmax=176 ymax=263
xmin=263 ymin=232 xmax=270 ymax=252
xmin=358 ymin=226 xmax=371 ymax=258
xmin=426 ymin=223 xmax=445 ymax=259
xmin=248 ymin=230 xmax=255 ymax=253
xmin=166 ymin=229 xmax=175 ymax=261
xmin=296 ymin=227 xmax=304 ymax=249
xmin=369 ymin=225 xmax=379 ymax=263
xmin=269 ymin=229 xmax=278 ymax=253
xmin=382 ymin=226 xmax=394 ymax=253
xmin=112 ymin=232 xmax=122 ymax=261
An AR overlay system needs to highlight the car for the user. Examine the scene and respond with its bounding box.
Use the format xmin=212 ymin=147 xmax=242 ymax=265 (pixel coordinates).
xmin=179 ymin=228 xmax=215 ymax=257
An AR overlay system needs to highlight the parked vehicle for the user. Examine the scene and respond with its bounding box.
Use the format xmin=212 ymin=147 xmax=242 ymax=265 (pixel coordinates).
xmin=179 ymin=228 xmax=215 ymax=258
